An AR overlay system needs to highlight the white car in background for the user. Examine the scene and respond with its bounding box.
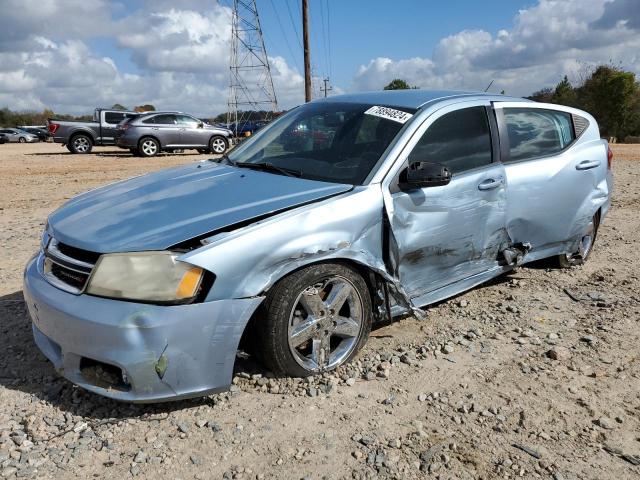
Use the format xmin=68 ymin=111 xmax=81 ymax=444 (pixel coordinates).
xmin=0 ymin=128 xmax=39 ymax=143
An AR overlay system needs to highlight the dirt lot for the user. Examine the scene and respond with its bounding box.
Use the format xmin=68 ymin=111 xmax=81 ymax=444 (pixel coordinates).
xmin=0 ymin=142 xmax=639 ymax=480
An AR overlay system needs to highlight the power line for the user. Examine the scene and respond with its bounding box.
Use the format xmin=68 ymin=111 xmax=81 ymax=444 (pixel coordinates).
xmin=325 ymin=0 xmax=332 ymax=78
xmin=285 ymin=0 xmax=303 ymax=48
xmin=268 ymin=0 xmax=302 ymax=74
xmin=319 ymin=0 xmax=329 ymax=77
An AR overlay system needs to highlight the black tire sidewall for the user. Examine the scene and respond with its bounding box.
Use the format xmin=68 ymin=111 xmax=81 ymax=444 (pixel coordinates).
xmin=257 ymin=263 xmax=372 ymax=377
xmin=558 ymin=213 xmax=600 ymax=267
xmin=69 ymin=134 xmax=92 ymax=154
xmin=138 ymin=137 xmax=159 ymax=157
xmin=209 ymin=135 xmax=228 ymax=154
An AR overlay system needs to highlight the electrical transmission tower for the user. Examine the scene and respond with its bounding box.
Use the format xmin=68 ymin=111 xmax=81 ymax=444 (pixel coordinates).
xmin=227 ymin=0 xmax=278 ymax=137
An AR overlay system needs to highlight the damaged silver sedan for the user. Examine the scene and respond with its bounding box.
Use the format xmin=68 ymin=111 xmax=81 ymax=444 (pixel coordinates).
xmin=23 ymin=90 xmax=613 ymax=402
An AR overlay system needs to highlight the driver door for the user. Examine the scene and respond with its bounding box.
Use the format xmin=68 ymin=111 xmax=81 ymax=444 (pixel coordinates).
xmin=387 ymin=102 xmax=509 ymax=306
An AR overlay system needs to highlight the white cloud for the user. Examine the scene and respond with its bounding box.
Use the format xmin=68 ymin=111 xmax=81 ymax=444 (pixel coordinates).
xmin=353 ymin=0 xmax=640 ymax=96
xmin=0 ymin=0 xmax=303 ymax=116
xmin=1 ymin=0 xmax=639 ymax=116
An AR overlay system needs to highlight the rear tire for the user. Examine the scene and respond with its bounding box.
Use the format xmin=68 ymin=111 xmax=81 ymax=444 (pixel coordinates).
xmin=558 ymin=212 xmax=600 ymax=268
xmin=68 ymin=134 xmax=93 ymax=154
xmin=18 ymin=137 xmax=26 ymax=143
xmin=209 ymin=135 xmax=228 ymax=155
xmin=256 ymin=263 xmax=372 ymax=377
xmin=138 ymin=137 xmax=160 ymax=157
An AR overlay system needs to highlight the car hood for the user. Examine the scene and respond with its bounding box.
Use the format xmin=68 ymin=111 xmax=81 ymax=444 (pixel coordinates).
xmin=48 ymin=162 xmax=352 ymax=253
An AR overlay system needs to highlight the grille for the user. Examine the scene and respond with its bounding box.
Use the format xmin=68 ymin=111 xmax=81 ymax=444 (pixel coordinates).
xmin=43 ymin=239 xmax=98 ymax=294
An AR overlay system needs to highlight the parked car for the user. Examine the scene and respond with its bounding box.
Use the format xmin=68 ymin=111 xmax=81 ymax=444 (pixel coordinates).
xmin=219 ymin=120 xmax=269 ymax=137
xmin=24 ymin=90 xmax=612 ymax=402
xmin=48 ymin=108 xmax=140 ymax=154
xmin=0 ymin=128 xmax=39 ymax=143
xmin=116 ymin=112 xmax=232 ymax=157
xmin=21 ymin=127 xmax=49 ymax=142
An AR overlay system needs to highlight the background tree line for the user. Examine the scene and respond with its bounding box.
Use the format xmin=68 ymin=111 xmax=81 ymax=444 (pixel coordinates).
xmin=2 ymin=65 xmax=640 ymax=141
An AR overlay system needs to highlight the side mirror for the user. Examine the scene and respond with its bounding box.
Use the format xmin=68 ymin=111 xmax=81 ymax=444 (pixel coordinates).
xmin=400 ymin=161 xmax=451 ymax=189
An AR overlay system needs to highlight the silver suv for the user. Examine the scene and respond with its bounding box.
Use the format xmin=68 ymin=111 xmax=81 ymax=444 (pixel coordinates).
xmin=116 ymin=112 xmax=232 ymax=157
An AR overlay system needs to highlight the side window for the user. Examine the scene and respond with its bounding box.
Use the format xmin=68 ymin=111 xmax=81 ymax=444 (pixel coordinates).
xmin=504 ymin=108 xmax=574 ymax=161
xmin=408 ymin=106 xmax=492 ymax=174
xmin=176 ymin=115 xmax=200 ymax=126
xmin=143 ymin=114 xmax=177 ymax=125
xmin=104 ymin=112 xmax=126 ymax=124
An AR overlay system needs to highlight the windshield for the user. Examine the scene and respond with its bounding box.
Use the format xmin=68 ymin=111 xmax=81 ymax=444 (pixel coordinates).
xmin=227 ymin=102 xmax=415 ymax=184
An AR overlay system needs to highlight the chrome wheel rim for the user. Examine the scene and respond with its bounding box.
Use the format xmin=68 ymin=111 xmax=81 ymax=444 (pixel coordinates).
xmin=566 ymin=220 xmax=595 ymax=262
xmin=141 ymin=139 xmax=157 ymax=156
xmin=19 ymin=137 xmax=26 ymax=143
xmin=211 ymin=138 xmax=226 ymax=153
xmin=287 ymin=276 xmax=363 ymax=372
xmin=73 ymin=136 xmax=89 ymax=152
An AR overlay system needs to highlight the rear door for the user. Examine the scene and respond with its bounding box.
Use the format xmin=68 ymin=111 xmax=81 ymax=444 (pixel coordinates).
xmin=141 ymin=114 xmax=181 ymax=147
xmin=494 ymin=103 xmax=600 ymax=256
xmin=386 ymin=101 xmax=509 ymax=305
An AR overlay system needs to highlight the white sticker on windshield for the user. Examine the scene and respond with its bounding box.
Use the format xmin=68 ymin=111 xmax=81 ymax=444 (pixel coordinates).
xmin=364 ymin=106 xmax=413 ymax=124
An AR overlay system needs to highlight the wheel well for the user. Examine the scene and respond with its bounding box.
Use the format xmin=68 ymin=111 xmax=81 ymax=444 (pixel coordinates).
xmin=237 ymin=259 xmax=387 ymax=354
xmin=594 ymin=207 xmax=602 ymax=229
xmin=210 ymin=134 xmax=228 ymax=144
xmin=139 ymin=135 xmax=161 ymax=148
xmin=70 ymin=132 xmax=94 ymax=144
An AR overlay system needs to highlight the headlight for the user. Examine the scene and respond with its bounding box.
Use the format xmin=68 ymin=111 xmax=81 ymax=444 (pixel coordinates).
xmin=86 ymin=252 xmax=205 ymax=303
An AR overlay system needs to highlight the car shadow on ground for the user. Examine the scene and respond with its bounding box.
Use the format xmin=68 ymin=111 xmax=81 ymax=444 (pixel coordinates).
xmin=0 ymin=290 xmax=218 ymax=420
xmin=0 ymin=262 xmax=558 ymax=418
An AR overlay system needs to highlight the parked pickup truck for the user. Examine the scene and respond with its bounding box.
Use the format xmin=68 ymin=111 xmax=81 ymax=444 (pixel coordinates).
xmin=48 ymin=108 xmax=139 ymax=154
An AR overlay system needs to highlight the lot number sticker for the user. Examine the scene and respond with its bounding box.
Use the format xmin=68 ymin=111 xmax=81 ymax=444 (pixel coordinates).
xmin=364 ymin=106 xmax=413 ymax=124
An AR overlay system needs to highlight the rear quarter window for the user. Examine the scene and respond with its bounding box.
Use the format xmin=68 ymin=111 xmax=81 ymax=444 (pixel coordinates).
xmin=504 ymin=108 xmax=574 ymax=161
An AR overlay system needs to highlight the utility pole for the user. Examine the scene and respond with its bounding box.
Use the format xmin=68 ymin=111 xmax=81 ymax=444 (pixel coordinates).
xmin=302 ymin=0 xmax=312 ymax=102
xmin=320 ymin=77 xmax=332 ymax=98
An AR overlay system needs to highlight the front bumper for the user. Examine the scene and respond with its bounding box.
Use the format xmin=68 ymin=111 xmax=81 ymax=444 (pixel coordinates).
xmin=23 ymin=254 xmax=264 ymax=402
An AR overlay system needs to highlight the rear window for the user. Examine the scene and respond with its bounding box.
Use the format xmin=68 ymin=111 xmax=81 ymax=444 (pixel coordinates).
xmin=104 ymin=112 xmax=127 ymax=124
xmin=504 ymin=108 xmax=574 ymax=161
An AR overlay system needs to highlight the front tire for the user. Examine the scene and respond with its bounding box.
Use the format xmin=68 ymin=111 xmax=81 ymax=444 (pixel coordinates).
xmin=18 ymin=137 xmax=26 ymax=143
xmin=256 ymin=263 xmax=372 ymax=377
xmin=209 ymin=135 xmax=228 ymax=155
xmin=558 ymin=212 xmax=600 ymax=268
xmin=68 ymin=134 xmax=92 ymax=154
xmin=138 ymin=137 xmax=160 ymax=157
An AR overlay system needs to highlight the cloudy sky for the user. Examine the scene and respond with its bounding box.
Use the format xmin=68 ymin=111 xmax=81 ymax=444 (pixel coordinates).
xmin=0 ymin=0 xmax=638 ymax=116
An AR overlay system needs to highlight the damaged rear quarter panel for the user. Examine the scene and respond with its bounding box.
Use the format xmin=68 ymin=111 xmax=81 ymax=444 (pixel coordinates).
xmin=180 ymin=186 xmax=389 ymax=301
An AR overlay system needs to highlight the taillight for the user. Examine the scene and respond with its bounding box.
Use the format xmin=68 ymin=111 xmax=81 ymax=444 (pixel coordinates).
xmin=607 ymin=146 xmax=613 ymax=169
xmin=48 ymin=123 xmax=59 ymax=134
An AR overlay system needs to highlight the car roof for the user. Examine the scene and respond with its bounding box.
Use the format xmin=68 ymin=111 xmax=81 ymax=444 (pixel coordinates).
xmin=317 ymin=89 xmax=528 ymax=109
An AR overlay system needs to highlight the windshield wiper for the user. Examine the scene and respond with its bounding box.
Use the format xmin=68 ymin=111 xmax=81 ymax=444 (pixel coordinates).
xmin=235 ymin=162 xmax=302 ymax=178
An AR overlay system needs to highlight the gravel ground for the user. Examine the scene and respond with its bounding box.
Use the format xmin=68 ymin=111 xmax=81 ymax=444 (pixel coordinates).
xmin=0 ymin=142 xmax=639 ymax=480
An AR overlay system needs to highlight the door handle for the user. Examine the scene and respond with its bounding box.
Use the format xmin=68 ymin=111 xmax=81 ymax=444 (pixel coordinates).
xmin=179 ymin=128 xmax=186 ymax=131
xmin=575 ymin=160 xmax=600 ymax=170
xmin=151 ymin=127 xmax=159 ymax=130
xmin=478 ymin=178 xmax=503 ymax=191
